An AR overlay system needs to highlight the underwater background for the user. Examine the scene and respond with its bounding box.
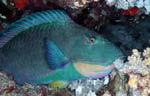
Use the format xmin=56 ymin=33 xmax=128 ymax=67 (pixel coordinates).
xmin=0 ymin=0 xmax=150 ymax=96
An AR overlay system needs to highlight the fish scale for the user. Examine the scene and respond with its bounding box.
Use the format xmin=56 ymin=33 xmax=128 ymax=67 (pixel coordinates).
xmin=0 ymin=10 xmax=123 ymax=86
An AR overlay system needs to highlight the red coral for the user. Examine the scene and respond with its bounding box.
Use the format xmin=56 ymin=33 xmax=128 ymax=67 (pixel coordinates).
xmin=120 ymin=7 xmax=139 ymax=16
xmin=13 ymin=0 xmax=29 ymax=9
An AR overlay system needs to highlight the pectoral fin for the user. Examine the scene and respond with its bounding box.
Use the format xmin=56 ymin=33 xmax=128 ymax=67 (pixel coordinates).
xmin=45 ymin=39 xmax=71 ymax=70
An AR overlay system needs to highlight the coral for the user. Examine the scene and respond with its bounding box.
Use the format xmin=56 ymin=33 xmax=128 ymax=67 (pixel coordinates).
xmin=48 ymin=0 xmax=99 ymax=9
xmin=143 ymin=48 xmax=150 ymax=65
xmin=116 ymin=91 xmax=127 ymax=96
xmin=105 ymin=0 xmax=116 ymax=7
xmin=128 ymin=73 xmax=150 ymax=96
xmin=102 ymin=91 xmax=111 ymax=96
xmin=128 ymin=49 xmax=142 ymax=65
xmin=68 ymin=78 xmax=105 ymax=96
xmin=128 ymin=48 xmax=150 ymax=75
xmin=115 ymin=0 xmax=130 ymax=9
xmin=87 ymin=90 xmax=96 ymax=96
xmin=119 ymin=6 xmax=139 ymax=16
xmin=141 ymin=88 xmax=150 ymax=96
xmin=0 ymin=71 xmax=16 ymax=94
xmin=114 ymin=48 xmax=150 ymax=96
xmin=105 ymin=0 xmax=150 ymax=14
xmin=68 ymin=76 xmax=109 ymax=96
xmin=143 ymin=0 xmax=150 ymax=14
xmin=0 ymin=71 xmax=76 ymax=96
xmin=115 ymin=48 xmax=150 ymax=75
xmin=128 ymin=73 xmax=139 ymax=90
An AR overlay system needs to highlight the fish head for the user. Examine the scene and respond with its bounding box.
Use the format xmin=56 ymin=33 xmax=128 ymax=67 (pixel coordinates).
xmin=69 ymin=29 xmax=123 ymax=66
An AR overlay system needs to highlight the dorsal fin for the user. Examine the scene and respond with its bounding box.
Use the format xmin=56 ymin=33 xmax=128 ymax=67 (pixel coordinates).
xmin=0 ymin=10 xmax=73 ymax=48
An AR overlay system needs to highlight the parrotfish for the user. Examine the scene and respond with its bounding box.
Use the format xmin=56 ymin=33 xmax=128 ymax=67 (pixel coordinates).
xmin=0 ymin=10 xmax=123 ymax=87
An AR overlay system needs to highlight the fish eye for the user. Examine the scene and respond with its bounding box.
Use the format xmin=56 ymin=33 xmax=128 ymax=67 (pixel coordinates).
xmin=89 ymin=37 xmax=95 ymax=43
xmin=84 ymin=34 xmax=97 ymax=44
xmin=88 ymin=36 xmax=97 ymax=44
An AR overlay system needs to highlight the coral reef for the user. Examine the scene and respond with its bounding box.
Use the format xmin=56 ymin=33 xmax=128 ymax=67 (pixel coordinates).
xmin=0 ymin=71 xmax=75 ymax=96
xmin=105 ymin=0 xmax=150 ymax=14
xmin=114 ymin=48 xmax=150 ymax=75
xmin=114 ymin=48 xmax=150 ymax=96
xmin=126 ymin=48 xmax=150 ymax=75
xmin=0 ymin=0 xmax=150 ymax=96
xmin=126 ymin=48 xmax=150 ymax=96
xmin=128 ymin=73 xmax=150 ymax=96
xmin=102 ymin=91 xmax=111 ymax=96
xmin=48 ymin=0 xmax=99 ymax=9
xmin=68 ymin=78 xmax=105 ymax=96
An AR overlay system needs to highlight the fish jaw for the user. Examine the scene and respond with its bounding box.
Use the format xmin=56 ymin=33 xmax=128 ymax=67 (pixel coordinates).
xmin=74 ymin=62 xmax=114 ymax=78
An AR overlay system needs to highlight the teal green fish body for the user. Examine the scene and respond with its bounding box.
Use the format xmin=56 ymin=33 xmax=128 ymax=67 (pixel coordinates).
xmin=0 ymin=10 xmax=123 ymax=86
